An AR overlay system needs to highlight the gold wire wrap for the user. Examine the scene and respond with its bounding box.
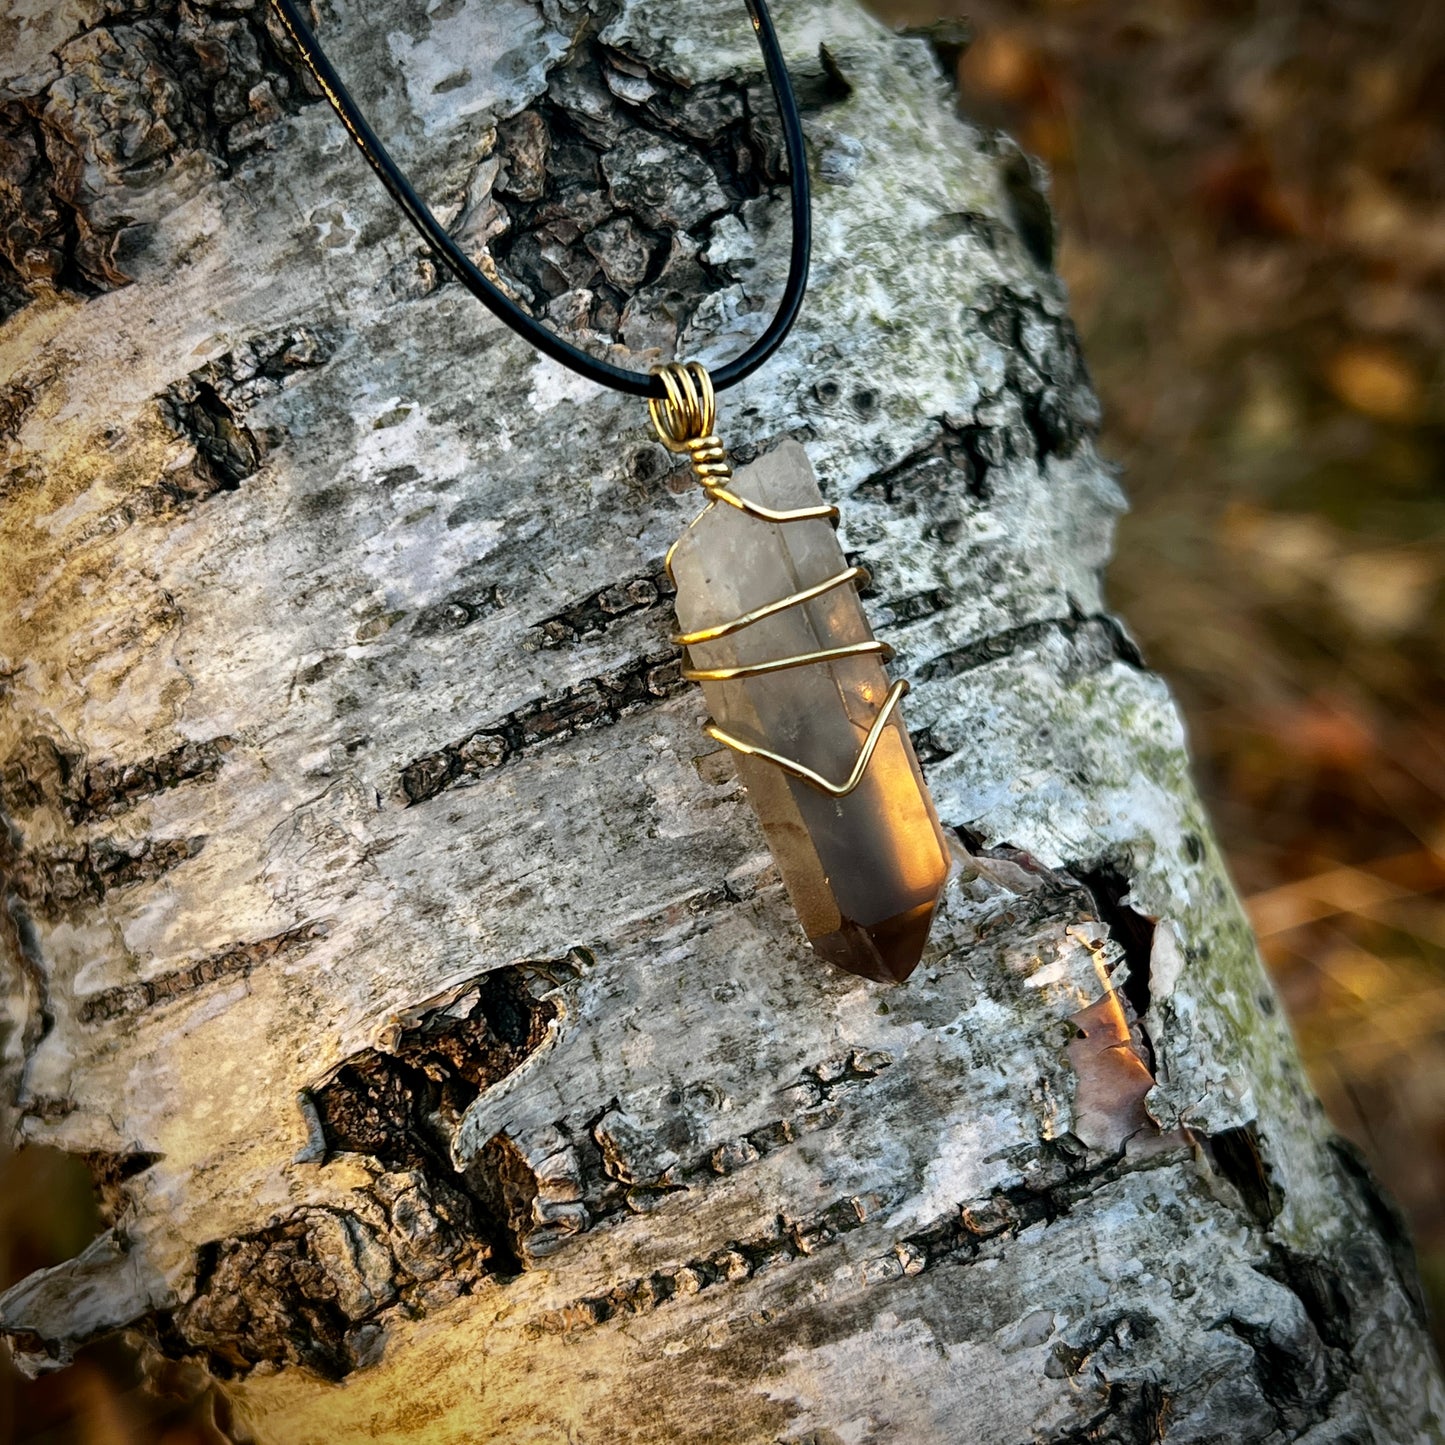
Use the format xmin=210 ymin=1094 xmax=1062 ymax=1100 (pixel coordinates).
xmin=651 ymin=362 xmax=837 ymax=538
xmin=706 ymin=678 xmax=911 ymax=798
xmin=649 ymin=361 xmax=905 ymax=799
xmin=683 ymin=639 xmax=894 ymax=684
xmin=672 ymin=564 xmax=869 ymax=646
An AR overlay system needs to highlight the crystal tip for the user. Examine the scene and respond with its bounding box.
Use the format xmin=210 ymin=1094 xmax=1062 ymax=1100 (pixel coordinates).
xmin=810 ymin=899 xmax=939 ymax=985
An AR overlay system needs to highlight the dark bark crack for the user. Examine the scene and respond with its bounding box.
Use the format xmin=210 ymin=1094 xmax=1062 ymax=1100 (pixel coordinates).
xmin=10 ymin=832 xmax=206 ymax=921
xmin=66 ymin=736 xmax=234 ymax=825
xmin=1037 ymin=1381 xmax=1170 ymax=1445
xmin=399 ymin=607 xmax=1137 ymax=811
xmin=525 ymin=1193 xmax=875 ymax=1340
xmin=529 ymin=1144 xmax=1179 ymax=1343
xmin=1 ymin=729 xmax=219 ymax=938
xmin=1217 ymin=1309 xmax=1337 ymax=1440
xmin=968 ymin=285 xmax=1101 ymax=469
xmin=152 ymin=325 xmax=332 ymax=509
xmin=162 ymin=1026 xmax=896 ymax=1379
xmin=81 ymin=1149 xmax=165 ymax=1229
xmin=397 ymin=647 xmax=686 ymax=805
xmin=1000 ymin=151 xmax=1057 ymax=271
xmin=0 ymin=379 xmax=34 ymax=439
xmin=1326 ymin=1135 xmax=1431 ymax=1328
xmin=1205 ymin=1122 xmax=1284 ymax=1227
xmin=1072 ymin=862 xmax=1159 ymax=1077
xmin=395 ymin=339 xmax=1116 ymax=807
xmin=521 ymin=565 xmax=675 ymax=651
xmin=436 ymin=11 xmax=793 ymax=357
xmin=0 ymin=0 xmax=321 ymax=317
xmin=312 ymin=966 xmax=562 ymax=1156
xmin=76 ymin=920 xmax=326 ymax=1025
xmin=915 ymin=614 xmax=1140 ymax=689
xmin=1073 ymin=864 xmax=1156 ymax=1023
xmin=851 ymin=419 xmax=993 ymax=515
xmin=166 ymin=1190 xmax=487 ymax=1381
xmin=157 ymin=959 xmax=572 ymax=1377
xmin=487 ymin=1045 xmax=897 ymax=1265
xmin=409 ymin=582 xmax=506 ymax=639
xmin=897 ymin=21 xmax=974 ymax=84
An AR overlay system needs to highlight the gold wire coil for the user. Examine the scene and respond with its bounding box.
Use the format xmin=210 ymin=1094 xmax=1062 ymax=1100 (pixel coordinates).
xmin=651 ymin=363 xmax=836 ymax=529
xmin=650 ymin=360 xmax=904 ymax=798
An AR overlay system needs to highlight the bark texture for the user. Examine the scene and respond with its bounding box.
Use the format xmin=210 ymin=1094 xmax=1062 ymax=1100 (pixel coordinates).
xmin=1 ymin=0 xmax=1442 ymax=1441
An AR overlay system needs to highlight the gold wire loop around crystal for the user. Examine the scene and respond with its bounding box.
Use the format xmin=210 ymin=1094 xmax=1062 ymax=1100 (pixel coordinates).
xmin=651 ymin=360 xmax=903 ymax=798
xmin=672 ymin=565 xmax=869 ymax=647
xmin=683 ymin=639 xmax=894 ymax=684
xmin=705 ymin=680 xmax=911 ymax=798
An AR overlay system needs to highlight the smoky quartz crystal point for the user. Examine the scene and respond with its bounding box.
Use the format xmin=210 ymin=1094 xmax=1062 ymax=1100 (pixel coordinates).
xmin=669 ymin=440 xmax=951 ymax=984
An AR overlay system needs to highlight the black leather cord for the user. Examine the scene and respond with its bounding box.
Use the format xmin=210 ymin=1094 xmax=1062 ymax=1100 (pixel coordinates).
xmin=269 ymin=0 xmax=811 ymax=399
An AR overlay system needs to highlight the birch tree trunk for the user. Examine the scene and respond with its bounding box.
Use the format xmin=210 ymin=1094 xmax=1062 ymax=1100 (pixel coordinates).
xmin=2 ymin=0 xmax=1442 ymax=1441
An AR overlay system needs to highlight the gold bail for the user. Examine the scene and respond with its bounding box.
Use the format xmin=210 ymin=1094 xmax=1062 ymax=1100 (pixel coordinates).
xmin=648 ymin=361 xmax=732 ymax=495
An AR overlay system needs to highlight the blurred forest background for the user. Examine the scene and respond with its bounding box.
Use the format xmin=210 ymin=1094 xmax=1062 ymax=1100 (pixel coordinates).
xmin=889 ymin=0 xmax=1445 ymax=1355
xmin=4 ymin=0 xmax=1443 ymax=1437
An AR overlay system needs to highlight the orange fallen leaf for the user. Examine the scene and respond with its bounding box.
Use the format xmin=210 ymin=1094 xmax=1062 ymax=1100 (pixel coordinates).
xmin=1325 ymin=342 xmax=1423 ymax=422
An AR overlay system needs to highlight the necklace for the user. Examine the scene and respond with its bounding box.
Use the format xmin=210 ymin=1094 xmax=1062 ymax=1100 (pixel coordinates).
xmin=271 ymin=0 xmax=951 ymax=984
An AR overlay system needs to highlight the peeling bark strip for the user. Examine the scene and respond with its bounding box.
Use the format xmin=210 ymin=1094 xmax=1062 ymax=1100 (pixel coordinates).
xmin=2 ymin=0 xmax=1442 ymax=1439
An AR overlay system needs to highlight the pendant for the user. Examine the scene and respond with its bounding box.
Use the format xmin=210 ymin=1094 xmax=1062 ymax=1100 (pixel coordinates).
xmin=650 ymin=363 xmax=950 ymax=984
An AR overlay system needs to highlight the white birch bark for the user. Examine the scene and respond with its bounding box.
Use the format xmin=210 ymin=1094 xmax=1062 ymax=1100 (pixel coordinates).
xmin=1 ymin=0 xmax=1441 ymax=1440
